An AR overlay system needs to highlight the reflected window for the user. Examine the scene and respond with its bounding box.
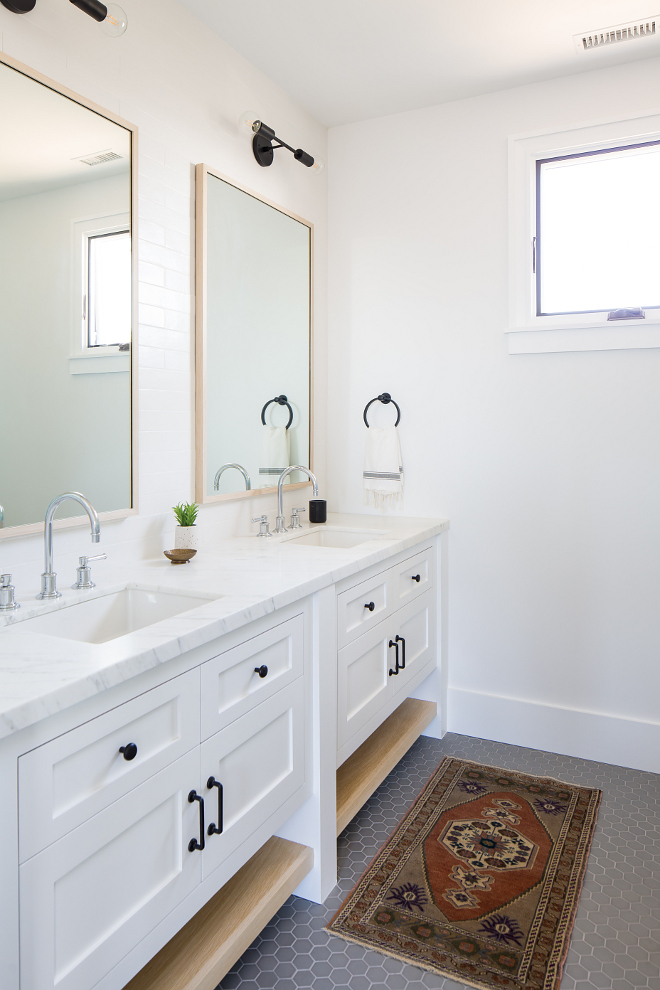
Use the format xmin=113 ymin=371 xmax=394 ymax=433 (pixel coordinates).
xmin=86 ymin=228 xmax=131 ymax=347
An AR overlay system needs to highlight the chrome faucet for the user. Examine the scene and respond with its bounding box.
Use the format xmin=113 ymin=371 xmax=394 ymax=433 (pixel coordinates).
xmin=0 ymin=504 xmax=4 ymax=528
xmin=276 ymin=467 xmax=318 ymax=534
xmin=213 ymin=463 xmax=251 ymax=491
xmin=37 ymin=492 xmax=101 ymax=600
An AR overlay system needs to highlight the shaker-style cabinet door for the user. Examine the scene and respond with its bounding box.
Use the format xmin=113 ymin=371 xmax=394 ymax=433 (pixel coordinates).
xmin=337 ymin=621 xmax=393 ymax=752
xmin=200 ymin=679 xmax=306 ymax=880
xmin=390 ymin=590 xmax=435 ymax=694
xmin=19 ymin=749 xmax=201 ymax=990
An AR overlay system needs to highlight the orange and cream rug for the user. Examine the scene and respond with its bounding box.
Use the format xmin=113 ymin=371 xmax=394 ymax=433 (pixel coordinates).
xmin=327 ymin=757 xmax=601 ymax=990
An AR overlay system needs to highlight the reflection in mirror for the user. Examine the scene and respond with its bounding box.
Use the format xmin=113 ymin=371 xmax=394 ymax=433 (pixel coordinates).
xmin=0 ymin=57 xmax=134 ymax=532
xmin=196 ymin=166 xmax=312 ymax=503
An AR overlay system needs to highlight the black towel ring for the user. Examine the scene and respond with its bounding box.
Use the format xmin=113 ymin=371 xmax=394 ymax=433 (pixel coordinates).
xmin=363 ymin=392 xmax=401 ymax=428
xmin=261 ymin=394 xmax=294 ymax=430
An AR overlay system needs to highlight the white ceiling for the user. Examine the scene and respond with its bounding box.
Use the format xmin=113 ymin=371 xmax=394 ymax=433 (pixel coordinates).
xmin=179 ymin=0 xmax=660 ymax=126
xmin=0 ymin=62 xmax=130 ymax=202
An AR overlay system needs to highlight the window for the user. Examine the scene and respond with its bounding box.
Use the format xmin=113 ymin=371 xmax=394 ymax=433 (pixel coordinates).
xmin=70 ymin=212 xmax=131 ymax=374
xmin=536 ymin=142 xmax=660 ymax=317
xmin=508 ymin=113 xmax=660 ymax=353
xmin=87 ymin=229 xmax=131 ymax=347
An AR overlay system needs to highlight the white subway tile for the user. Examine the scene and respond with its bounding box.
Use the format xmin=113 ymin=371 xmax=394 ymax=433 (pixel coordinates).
xmin=138 ymin=261 xmax=166 ymax=287
xmin=138 ymin=345 xmax=165 ymax=370
xmin=139 ymin=389 xmax=190 ymax=412
xmin=138 ymin=303 xmax=166 ymax=328
xmin=139 ymin=368 xmax=190 ymax=392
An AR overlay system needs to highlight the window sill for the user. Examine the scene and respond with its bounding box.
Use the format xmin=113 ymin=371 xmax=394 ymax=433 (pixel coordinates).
xmin=69 ymin=353 xmax=130 ymax=375
xmin=506 ymin=322 xmax=660 ymax=355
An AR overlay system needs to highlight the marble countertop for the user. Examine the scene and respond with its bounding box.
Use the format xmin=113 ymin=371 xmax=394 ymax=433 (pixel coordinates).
xmin=0 ymin=513 xmax=447 ymax=740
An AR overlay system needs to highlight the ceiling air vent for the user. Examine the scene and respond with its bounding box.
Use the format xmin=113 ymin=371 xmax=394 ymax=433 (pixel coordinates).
xmin=73 ymin=150 xmax=123 ymax=166
xmin=574 ymin=18 xmax=657 ymax=53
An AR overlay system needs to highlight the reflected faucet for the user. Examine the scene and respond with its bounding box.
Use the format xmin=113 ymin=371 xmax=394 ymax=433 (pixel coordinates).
xmin=276 ymin=466 xmax=318 ymax=534
xmin=0 ymin=504 xmax=3 ymax=528
xmin=213 ymin=463 xmax=251 ymax=491
xmin=37 ymin=492 xmax=101 ymax=600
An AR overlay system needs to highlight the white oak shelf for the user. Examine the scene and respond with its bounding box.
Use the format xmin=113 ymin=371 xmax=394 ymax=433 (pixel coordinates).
xmin=336 ymin=697 xmax=437 ymax=836
xmin=124 ymin=837 xmax=313 ymax=990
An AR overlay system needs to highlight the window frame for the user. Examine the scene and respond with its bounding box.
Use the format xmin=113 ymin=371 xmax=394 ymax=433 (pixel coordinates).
xmin=508 ymin=112 xmax=660 ymax=354
xmin=70 ymin=211 xmax=131 ymax=373
xmin=86 ymin=227 xmax=131 ymax=348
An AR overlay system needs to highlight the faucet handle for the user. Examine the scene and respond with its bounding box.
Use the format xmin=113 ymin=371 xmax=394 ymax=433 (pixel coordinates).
xmin=79 ymin=553 xmax=107 ymax=567
xmin=289 ymin=507 xmax=306 ymax=530
xmin=73 ymin=553 xmax=107 ymax=591
xmin=251 ymin=515 xmax=272 ymax=538
xmin=0 ymin=574 xmax=19 ymax=612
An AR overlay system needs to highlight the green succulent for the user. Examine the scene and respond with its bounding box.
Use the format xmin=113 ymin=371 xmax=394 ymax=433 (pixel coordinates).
xmin=173 ymin=502 xmax=198 ymax=527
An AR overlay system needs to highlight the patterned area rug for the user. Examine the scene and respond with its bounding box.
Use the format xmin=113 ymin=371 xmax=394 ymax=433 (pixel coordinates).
xmin=327 ymin=756 xmax=601 ymax=990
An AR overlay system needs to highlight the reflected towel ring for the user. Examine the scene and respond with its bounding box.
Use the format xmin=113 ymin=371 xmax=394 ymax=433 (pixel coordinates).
xmin=363 ymin=392 xmax=401 ymax=428
xmin=261 ymin=394 xmax=294 ymax=430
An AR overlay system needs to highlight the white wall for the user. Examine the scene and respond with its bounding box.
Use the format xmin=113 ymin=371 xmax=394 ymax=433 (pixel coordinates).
xmin=0 ymin=0 xmax=327 ymax=588
xmin=327 ymin=57 xmax=660 ymax=772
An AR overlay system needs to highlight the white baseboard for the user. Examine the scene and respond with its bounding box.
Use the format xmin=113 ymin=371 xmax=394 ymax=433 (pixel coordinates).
xmin=448 ymin=687 xmax=660 ymax=774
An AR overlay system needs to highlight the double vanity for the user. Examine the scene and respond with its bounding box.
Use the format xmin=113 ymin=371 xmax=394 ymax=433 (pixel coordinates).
xmin=0 ymin=514 xmax=447 ymax=990
xmin=0 ymin=48 xmax=447 ymax=990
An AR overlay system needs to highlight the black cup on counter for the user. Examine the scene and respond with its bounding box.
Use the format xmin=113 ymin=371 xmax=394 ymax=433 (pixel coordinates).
xmin=309 ymin=499 xmax=327 ymax=524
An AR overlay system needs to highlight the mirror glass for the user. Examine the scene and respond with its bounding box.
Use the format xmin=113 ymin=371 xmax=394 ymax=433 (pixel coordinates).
xmin=198 ymin=170 xmax=311 ymax=500
xmin=0 ymin=59 xmax=133 ymax=532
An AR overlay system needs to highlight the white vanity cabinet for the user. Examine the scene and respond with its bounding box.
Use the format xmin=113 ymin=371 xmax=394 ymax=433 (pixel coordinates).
xmin=200 ymin=679 xmax=306 ymax=878
xmin=336 ymin=544 xmax=437 ymax=766
xmin=0 ymin=519 xmax=446 ymax=990
xmin=20 ymin=747 xmax=202 ymax=990
xmin=13 ymin=605 xmax=310 ymax=990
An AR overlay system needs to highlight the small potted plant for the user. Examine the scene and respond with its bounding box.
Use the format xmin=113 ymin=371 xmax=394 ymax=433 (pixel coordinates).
xmin=173 ymin=502 xmax=199 ymax=550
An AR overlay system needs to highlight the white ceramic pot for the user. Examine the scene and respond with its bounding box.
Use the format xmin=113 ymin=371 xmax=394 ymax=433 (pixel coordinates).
xmin=174 ymin=525 xmax=199 ymax=550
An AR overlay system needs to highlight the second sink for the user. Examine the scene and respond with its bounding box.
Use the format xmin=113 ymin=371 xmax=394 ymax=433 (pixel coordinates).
xmin=10 ymin=588 xmax=215 ymax=644
xmin=284 ymin=527 xmax=387 ymax=549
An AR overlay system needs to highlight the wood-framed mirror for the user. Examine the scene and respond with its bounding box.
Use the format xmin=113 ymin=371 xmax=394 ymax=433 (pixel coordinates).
xmin=0 ymin=52 xmax=138 ymax=539
xmin=195 ymin=164 xmax=313 ymax=504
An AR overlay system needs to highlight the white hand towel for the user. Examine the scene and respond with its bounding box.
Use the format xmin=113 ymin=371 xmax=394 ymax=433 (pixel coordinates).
xmin=363 ymin=425 xmax=403 ymax=510
xmin=259 ymin=425 xmax=290 ymax=486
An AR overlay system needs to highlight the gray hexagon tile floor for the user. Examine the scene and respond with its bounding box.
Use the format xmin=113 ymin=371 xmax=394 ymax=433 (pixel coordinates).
xmin=218 ymin=733 xmax=660 ymax=990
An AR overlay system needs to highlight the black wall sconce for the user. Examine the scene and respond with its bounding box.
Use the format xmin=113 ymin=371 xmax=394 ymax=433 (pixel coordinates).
xmin=1 ymin=0 xmax=127 ymax=35
xmin=239 ymin=111 xmax=324 ymax=174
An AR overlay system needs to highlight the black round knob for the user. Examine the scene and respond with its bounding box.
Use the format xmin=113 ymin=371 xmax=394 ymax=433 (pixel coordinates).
xmin=412 ymin=574 xmax=421 ymax=583
xmin=119 ymin=742 xmax=138 ymax=761
xmin=254 ymin=665 xmax=269 ymax=678
xmin=364 ymin=602 xmax=375 ymax=611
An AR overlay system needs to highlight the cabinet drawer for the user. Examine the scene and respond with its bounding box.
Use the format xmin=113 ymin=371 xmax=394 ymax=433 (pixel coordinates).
xmin=201 ymin=613 xmax=303 ymax=739
xmin=19 ymin=748 xmax=201 ymax=990
xmin=337 ymin=572 xmax=390 ymax=649
xmin=200 ymin=679 xmax=306 ymax=879
xmin=394 ymin=546 xmax=434 ymax=606
xmin=19 ymin=668 xmax=200 ymax=863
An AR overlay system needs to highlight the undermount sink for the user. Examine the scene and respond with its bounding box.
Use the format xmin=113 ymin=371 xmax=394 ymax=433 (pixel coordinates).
xmin=284 ymin=527 xmax=388 ymax=549
xmin=9 ymin=588 xmax=215 ymax=645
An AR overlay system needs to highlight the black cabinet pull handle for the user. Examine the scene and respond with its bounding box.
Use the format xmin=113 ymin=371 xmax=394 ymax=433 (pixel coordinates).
xmin=254 ymin=665 xmax=268 ymax=678
xmin=388 ymin=639 xmax=399 ymax=676
xmin=396 ymin=634 xmax=406 ymax=670
xmin=364 ymin=602 xmax=375 ymax=611
xmin=412 ymin=574 xmax=421 ymax=583
xmin=188 ymin=790 xmax=205 ymax=851
xmin=119 ymin=743 xmax=138 ymax=761
xmin=207 ymin=776 xmax=223 ymax=835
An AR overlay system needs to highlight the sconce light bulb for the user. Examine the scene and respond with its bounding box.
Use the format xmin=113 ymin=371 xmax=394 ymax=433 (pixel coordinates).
xmin=102 ymin=3 xmax=127 ymax=35
xmin=310 ymin=155 xmax=325 ymax=176
xmin=238 ymin=110 xmax=262 ymax=136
